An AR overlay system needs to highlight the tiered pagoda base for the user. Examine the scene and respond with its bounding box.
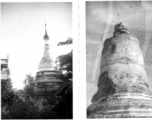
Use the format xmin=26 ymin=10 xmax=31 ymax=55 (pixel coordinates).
xmin=34 ymin=70 xmax=63 ymax=95
xmin=87 ymin=93 xmax=152 ymax=118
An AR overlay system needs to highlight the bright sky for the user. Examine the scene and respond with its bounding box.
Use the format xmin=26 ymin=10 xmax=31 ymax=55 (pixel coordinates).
xmin=1 ymin=2 xmax=72 ymax=89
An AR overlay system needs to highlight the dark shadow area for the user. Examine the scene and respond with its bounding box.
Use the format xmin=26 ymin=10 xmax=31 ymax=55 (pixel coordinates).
xmin=91 ymin=71 xmax=116 ymax=103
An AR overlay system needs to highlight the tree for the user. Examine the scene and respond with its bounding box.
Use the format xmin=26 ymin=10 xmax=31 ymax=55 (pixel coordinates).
xmin=1 ymin=78 xmax=19 ymax=107
xmin=57 ymin=37 xmax=72 ymax=46
xmin=23 ymin=74 xmax=37 ymax=99
xmin=7 ymin=98 xmax=41 ymax=119
xmin=1 ymin=78 xmax=20 ymax=119
xmin=54 ymin=37 xmax=73 ymax=119
xmin=56 ymin=37 xmax=73 ymax=80
xmin=2 ymin=74 xmax=42 ymax=119
xmin=54 ymin=80 xmax=73 ymax=119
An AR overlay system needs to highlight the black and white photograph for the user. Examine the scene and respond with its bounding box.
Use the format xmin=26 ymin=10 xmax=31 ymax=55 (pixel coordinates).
xmin=1 ymin=2 xmax=73 ymax=119
xmin=86 ymin=1 xmax=152 ymax=118
xmin=1 ymin=0 xmax=152 ymax=119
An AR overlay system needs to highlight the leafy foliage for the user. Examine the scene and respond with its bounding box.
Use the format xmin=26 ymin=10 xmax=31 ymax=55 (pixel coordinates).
xmin=56 ymin=38 xmax=73 ymax=80
xmin=53 ymin=37 xmax=73 ymax=119
xmin=1 ymin=74 xmax=59 ymax=119
xmin=23 ymin=74 xmax=37 ymax=99
xmin=57 ymin=37 xmax=72 ymax=46
xmin=7 ymin=98 xmax=41 ymax=119
xmin=1 ymin=79 xmax=18 ymax=107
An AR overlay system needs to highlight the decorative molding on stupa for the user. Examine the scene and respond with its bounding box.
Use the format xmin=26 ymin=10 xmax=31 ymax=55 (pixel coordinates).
xmin=87 ymin=22 xmax=152 ymax=118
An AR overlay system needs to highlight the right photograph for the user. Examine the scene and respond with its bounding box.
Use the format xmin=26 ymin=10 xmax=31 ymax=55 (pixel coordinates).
xmin=86 ymin=1 xmax=152 ymax=118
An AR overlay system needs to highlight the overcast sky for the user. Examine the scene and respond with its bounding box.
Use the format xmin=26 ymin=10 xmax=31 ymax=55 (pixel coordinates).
xmin=1 ymin=2 xmax=72 ymax=89
xmin=86 ymin=1 xmax=152 ymax=106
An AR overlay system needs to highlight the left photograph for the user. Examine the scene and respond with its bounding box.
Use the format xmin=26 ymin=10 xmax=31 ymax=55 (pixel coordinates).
xmin=1 ymin=2 xmax=73 ymax=119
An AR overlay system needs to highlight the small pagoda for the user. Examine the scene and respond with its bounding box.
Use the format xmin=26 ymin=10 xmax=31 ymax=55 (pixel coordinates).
xmin=34 ymin=23 xmax=63 ymax=95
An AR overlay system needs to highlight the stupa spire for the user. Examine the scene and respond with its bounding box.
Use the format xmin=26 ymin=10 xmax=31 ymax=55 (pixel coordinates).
xmin=38 ymin=23 xmax=54 ymax=72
